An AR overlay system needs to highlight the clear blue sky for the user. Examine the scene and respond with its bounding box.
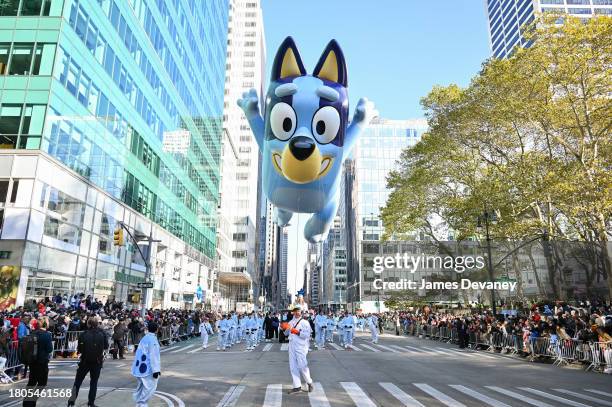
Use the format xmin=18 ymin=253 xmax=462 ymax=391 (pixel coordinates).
xmin=261 ymin=0 xmax=491 ymax=119
xmin=260 ymin=1 xmax=491 ymax=298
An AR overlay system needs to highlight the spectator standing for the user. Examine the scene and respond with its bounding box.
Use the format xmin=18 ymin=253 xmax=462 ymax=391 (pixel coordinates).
xmin=112 ymin=317 xmax=127 ymax=360
xmin=22 ymin=317 xmax=53 ymax=407
xmin=67 ymin=317 xmax=109 ymax=406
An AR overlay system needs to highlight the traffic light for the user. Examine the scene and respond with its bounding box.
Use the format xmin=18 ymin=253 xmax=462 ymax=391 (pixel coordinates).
xmin=113 ymin=226 xmax=124 ymax=246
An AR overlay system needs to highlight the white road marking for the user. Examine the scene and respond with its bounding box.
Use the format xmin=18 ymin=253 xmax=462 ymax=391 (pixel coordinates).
xmin=388 ymin=345 xmax=409 ymax=352
xmin=216 ymin=385 xmax=245 ymax=407
xmin=585 ymin=389 xmax=612 ymax=398
xmin=262 ymin=344 xmax=273 ymax=351
xmin=280 ymin=344 xmax=288 ymax=351
xmin=444 ymin=349 xmax=478 ymax=358
xmin=373 ymin=344 xmax=399 ymax=353
xmin=413 ymin=383 xmax=466 ymax=407
xmin=262 ymin=384 xmax=282 ymax=407
xmin=328 ymin=342 xmax=343 ymax=350
xmin=554 ymin=389 xmax=612 ymax=407
xmin=450 ymin=385 xmax=511 ymax=407
xmin=519 ymin=387 xmax=592 ymax=407
xmin=308 ymin=382 xmax=331 ymax=407
xmin=422 ymin=346 xmax=452 ymax=355
xmin=340 ymin=382 xmax=377 ymax=407
xmin=380 ymin=382 xmax=425 ymax=406
xmin=170 ymin=344 xmax=195 ymax=353
xmin=358 ymin=344 xmax=380 ymax=352
xmin=348 ymin=344 xmax=362 ymax=351
xmin=486 ymin=386 xmax=556 ymax=407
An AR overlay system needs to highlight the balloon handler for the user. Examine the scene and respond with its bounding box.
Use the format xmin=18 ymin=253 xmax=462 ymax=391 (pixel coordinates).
xmin=282 ymin=305 xmax=314 ymax=394
xmin=131 ymin=321 xmax=161 ymax=407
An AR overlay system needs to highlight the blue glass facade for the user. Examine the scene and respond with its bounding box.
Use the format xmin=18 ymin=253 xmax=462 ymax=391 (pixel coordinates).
xmin=0 ymin=0 xmax=229 ymax=260
xmin=486 ymin=0 xmax=612 ymax=59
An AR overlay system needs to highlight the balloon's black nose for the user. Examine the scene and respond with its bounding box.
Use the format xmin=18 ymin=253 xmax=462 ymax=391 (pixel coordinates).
xmin=289 ymin=136 xmax=315 ymax=161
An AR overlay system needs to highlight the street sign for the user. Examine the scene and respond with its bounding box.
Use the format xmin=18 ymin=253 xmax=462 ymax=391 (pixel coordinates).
xmin=137 ymin=282 xmax=154 ymax=288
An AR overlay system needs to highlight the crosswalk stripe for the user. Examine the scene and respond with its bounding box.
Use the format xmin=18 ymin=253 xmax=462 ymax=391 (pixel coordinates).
xmin=585 ymin=389 xmax=612 ymax=398
xmin=262 ymin=384 xmax=282 ymax=407
xmin=328 ymin=343 xmax=343 ymax=350
xmin=444 ymin=349 xmax=478 ymax=358
xmin=422 ymin=346 xmax=452 ymax=355
xmin=519 ymin=387 xmax=592 ymax=407
xmin=486 ymin=386 xmax=556 ymax=407
xmin=348 ymin=344 xmax=362 ymax=351
xmin=160 ymin=346 xmax=175 ymax=353
xmin=262 ymin=344 xmax=273 ymax=352
xmin=554 ymin=389 xmax=612 ymax=407
xmin=358 ymin=344 xmax=380 ymax=352
xmin=280 ymin=344 xmax=288 ymax=351
xmin=403 ymin=345 xmax=436 ymax=356
xmin=373 ymin=344 xmax=399 ymax=353
xmin=216 ymin=385 xmax=245 ymax=407
xmin=449 ymin=385 xmax=511 ymax=407
xmin=388 ymin=345 xmax=409 ymax=352
xmin=309 ymin=382 xmax=331 ymax=407
xmin=380 ymin=382 xmax=424 ymax=407
xmin=471 ymin=352 xmax=497 ymax=360
xmin=413 ymin=383 xmax=466 ymax=407
xmin=170 ymin=344 xmax=195 ymax=353
xmin=340 ymin=382 xmax=376 ymax=407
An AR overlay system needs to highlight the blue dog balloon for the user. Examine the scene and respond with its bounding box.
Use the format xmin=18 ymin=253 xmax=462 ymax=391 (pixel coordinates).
xmin=238 ymin=37 xmax=377 ymax=243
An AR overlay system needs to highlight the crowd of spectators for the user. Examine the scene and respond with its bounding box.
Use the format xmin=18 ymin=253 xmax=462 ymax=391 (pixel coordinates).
xmin=0 ymin=293 xmax=223 ymax=381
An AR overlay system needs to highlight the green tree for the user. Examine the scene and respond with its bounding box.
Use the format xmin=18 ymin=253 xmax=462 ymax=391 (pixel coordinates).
xmin=382 ymin=15 xmax=612 ymax=298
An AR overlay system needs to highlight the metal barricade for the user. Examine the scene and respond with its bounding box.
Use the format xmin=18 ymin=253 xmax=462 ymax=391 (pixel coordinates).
xmin=552 ymin=339 xmax=578 ymax=366
xmin=52 ymin=331 xmax=81 ymax=358
xmin=0 ymin=340 xmax=22 ymax=383
xmin=587 ymin=342 xmax=612 ymax=372
xmin=528 ymin=337 xmax=555 ymax=361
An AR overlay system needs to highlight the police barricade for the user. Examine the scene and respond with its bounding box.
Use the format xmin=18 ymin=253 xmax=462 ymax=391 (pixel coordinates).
xmin=429 ymin=325 xmax=439 ymax=340
xmin=52 ymin=331 xmax=82 ymax=358
xmin=488 ymin=332 xmax=505 ymax=352
xmin=576 ymin=340 xmax=593 ymax=369
xmin=0 ymin=340 xmax=22 ymax=383
xmin=587 ymin=341 xmax=612 ymax=373
xmin=450 ymin=328 xmax=458 ymax=344
xmin=468 ymin=331 xmax=478 ymax=349
xmin=528 ymin=337 xmax=555 ymax=362
xmin=157 ymin=326 xmax=171 ymax=345
xmin=441 ymin=326 xmax=452 ymax=342
xmin=552 ymin=338 xmax=578 ymax=366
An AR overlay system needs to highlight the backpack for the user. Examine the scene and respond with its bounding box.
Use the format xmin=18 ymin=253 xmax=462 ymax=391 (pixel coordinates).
xmin=19 ymin=332 xmax=38 ymax=365
xmin=79 ymin=329 xmax=105 ymax=364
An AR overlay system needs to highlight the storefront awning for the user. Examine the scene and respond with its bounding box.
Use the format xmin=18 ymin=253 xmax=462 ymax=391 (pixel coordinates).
xmin=218 ymin=271 xmax=252 ymax=285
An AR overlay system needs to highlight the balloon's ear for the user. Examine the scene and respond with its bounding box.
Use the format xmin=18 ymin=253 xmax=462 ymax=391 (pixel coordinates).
xmin=271 ymin=36 xmax=306 ymax=82
xmin=313 ymin=39 xmax=347 ymax=87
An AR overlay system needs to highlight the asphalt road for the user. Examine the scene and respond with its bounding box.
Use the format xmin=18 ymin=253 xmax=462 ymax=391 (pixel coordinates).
xmin=1 ymin=331 xmax=610 ymax=406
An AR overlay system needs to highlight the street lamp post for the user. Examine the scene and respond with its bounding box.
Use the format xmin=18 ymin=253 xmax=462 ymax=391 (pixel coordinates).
xmin=477 ymin=209 xmax=497 ymax=316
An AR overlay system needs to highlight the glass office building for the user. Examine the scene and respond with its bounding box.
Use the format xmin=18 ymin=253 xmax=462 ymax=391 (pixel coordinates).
xmin=0 ymin=0 xmax=229 ymax=309
xmin=346 ymin=118 xmax=427 ymax=313
xmin=485 ymin=0 xmax=612 ymax=59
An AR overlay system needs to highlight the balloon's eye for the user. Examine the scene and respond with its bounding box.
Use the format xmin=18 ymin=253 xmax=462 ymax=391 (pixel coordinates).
xmin=270 ymin=103 xmax=296 ymax=141
xmin=312 ymin=106 xmax=340 ymax=144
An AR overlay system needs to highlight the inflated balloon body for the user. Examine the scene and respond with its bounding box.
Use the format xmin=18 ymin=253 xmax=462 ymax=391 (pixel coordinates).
xmin=238 ymin=37 xmax=377 ymax=243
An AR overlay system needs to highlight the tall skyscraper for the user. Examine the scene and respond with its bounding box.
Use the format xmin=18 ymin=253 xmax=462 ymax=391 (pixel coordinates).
xmin=0 ymin=0 xmax=229 ymax=310
xmin=279 ymin=227 xmax=288 ymax=308
xmin=216 ymin=0 xmax=265 ymax=311
xmin=346 ymin=118 xmax=427 ymax=313
xmin=485 ymin=0 xmax=612 ymax=59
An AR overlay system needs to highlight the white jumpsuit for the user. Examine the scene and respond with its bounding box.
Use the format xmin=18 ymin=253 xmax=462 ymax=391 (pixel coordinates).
xmin=284 ymin=317 xmax=313 ymax=389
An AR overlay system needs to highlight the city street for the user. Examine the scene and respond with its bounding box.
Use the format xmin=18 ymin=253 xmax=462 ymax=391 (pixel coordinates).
xmin=1 ymin=332 xmax=610 ymax=407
